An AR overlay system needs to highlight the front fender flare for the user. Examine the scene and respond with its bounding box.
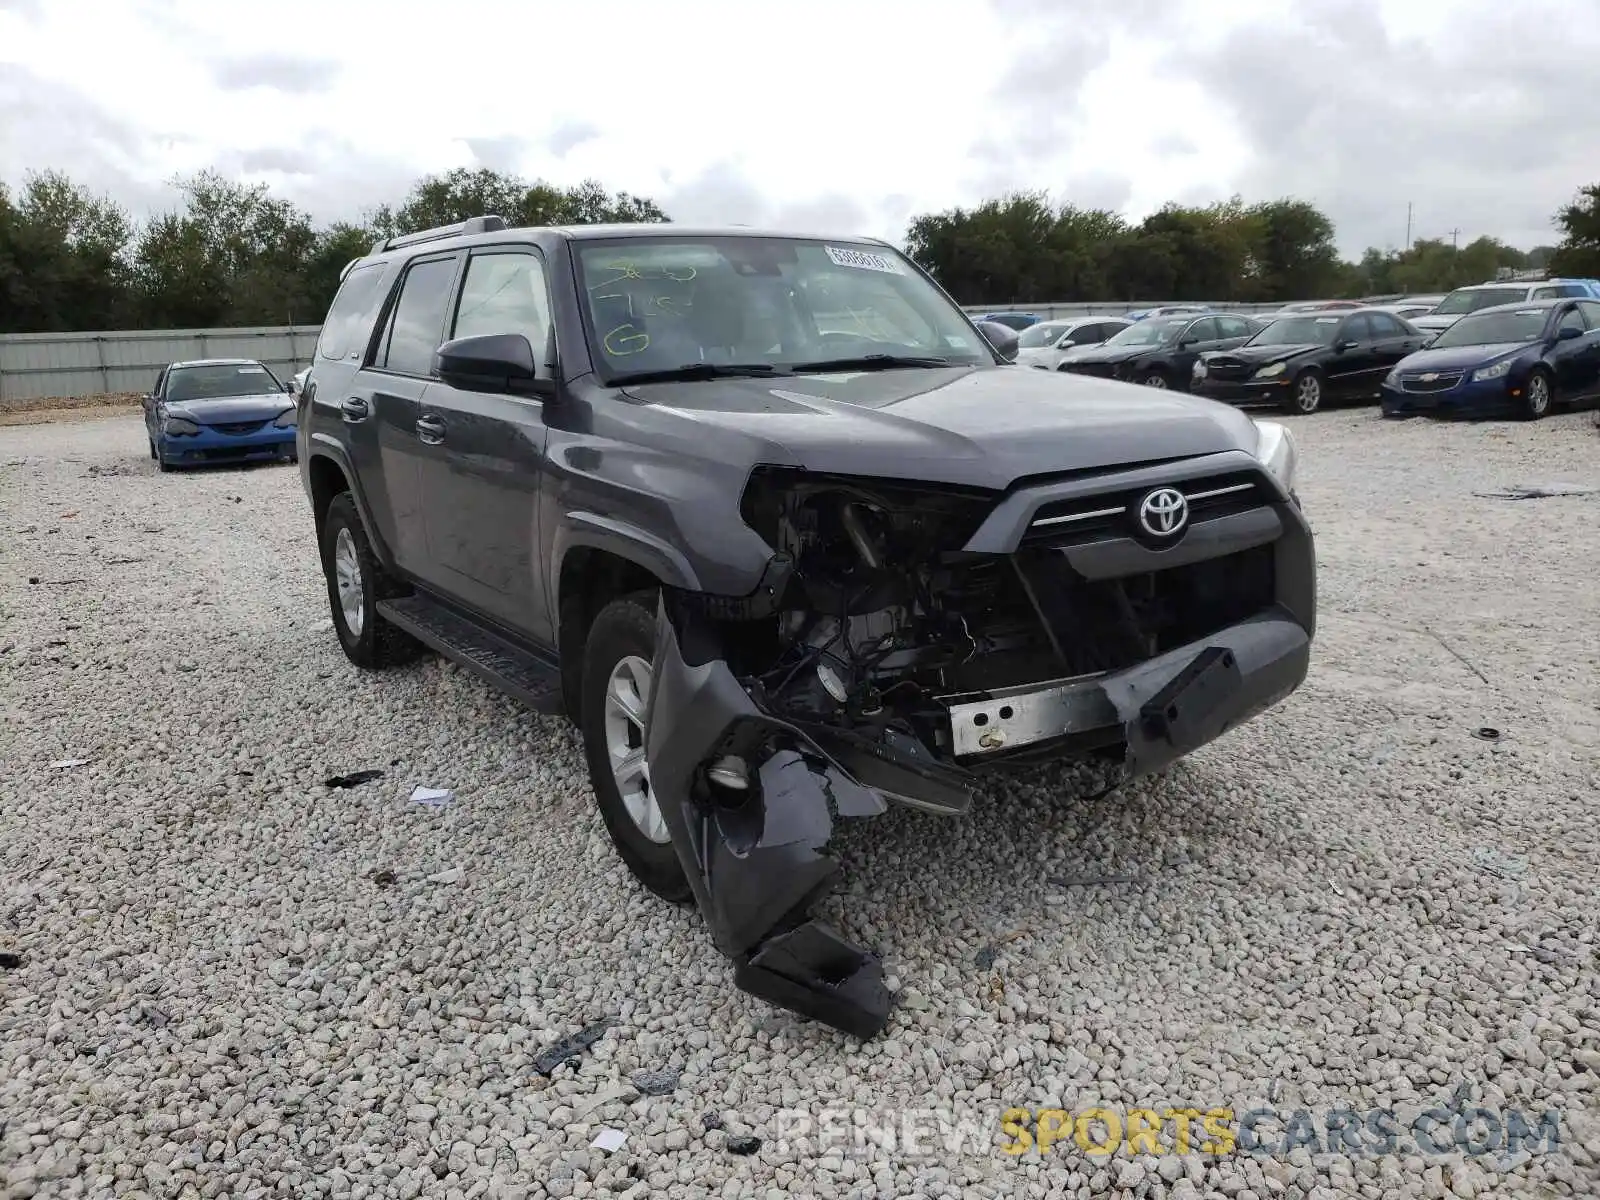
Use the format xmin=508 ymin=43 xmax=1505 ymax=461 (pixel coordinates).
xmin=306 ymin=434 xmax=397 ymax=574
xmin=551 ymin=511 xmax=703 ymax=593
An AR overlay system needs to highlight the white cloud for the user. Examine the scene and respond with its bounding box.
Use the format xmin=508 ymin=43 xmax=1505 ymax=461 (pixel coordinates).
xmin=2 ymin=0 xmax=1596 ymax=256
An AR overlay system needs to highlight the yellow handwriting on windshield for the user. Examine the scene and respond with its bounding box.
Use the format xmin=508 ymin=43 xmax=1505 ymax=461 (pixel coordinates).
xmin=587 ymin=259 xmax=698 ymax=293
xmin=604 ymin=324 xmax=651 ymax=356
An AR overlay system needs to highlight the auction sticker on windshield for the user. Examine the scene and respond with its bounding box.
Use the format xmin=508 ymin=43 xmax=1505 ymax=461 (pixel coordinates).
xmin=825 ymin=246 xmax=904 ymax=274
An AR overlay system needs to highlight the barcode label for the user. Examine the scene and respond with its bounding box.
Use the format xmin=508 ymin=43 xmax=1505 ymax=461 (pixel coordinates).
xmin=824 ymin=246 xmax=903 ymax=274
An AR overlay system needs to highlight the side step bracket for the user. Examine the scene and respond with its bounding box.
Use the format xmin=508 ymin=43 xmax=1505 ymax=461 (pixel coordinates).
xmin=377 ymin=595 xmax=565 ymax=714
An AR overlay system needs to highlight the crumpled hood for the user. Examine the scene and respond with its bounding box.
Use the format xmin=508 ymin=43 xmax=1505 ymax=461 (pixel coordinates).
xmin=1392 ymin=342 xmax=1531 ymax=372
xmin=1014 ymin=346 xmax=1059 ymax=366
xmin=620 ymin=365 xmax=1261 ymax=491
xmin=164 ymin=393 xmax=291 ymax=424
xmin=1410 ymin=314 xmax=1461 ymax=331
xmin=1058 ymin=344 xmax=1156 ymax=366
xmin=1207 ymin=342 xmax=1324 ymax=366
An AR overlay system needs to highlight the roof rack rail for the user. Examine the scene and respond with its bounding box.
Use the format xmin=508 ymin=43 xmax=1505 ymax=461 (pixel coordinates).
xmin=369 ymin=214 xmax=508 ymax=256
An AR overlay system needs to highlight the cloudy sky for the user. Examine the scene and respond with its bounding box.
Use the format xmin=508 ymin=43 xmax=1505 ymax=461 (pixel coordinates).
xmin=2 ymin=0 xmax=1596 ymax=259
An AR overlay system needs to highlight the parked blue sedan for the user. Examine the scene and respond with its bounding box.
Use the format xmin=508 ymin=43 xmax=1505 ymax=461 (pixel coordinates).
xmin=143 ymin=359 xmax=298 ymax=470
xmin=1380 ymin=298 xmax=1600 ymax=420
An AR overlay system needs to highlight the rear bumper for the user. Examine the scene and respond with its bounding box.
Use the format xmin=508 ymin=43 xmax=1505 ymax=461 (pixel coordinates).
xmin=645 ymin=597 xmax=1310 ymax=1038
xmin=159 ymin=424 xmax=295 ymax=465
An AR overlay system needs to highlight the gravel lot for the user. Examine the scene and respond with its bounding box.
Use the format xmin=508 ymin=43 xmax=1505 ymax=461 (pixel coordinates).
xmin=3 ymin=409 xmax=1598 ymax=1200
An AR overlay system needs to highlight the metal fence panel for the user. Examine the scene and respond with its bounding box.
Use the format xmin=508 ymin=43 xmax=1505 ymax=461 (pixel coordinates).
xmin=0 ymin=326 xmax=323 ymax=404
xmin=2 ymin=305 xmax=1300 ymax=404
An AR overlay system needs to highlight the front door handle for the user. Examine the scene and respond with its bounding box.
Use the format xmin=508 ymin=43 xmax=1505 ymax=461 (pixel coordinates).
xmin=416 ymin=415 xmax=446 ymax=445
xmin=341 ymin=397 xmax=370 ymax=423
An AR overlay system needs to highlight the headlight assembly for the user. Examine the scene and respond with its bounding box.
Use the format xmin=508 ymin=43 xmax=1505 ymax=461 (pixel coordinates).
xmin=1252 ymin=419 xmax=1298 ymax=492
xmin=1253 ymin=362 xmax=1287 ymax=380
xmin=1471 ymin=359 xmax=1512 ymax=382
xmin=163 ymin=416 xmax=201 ymax=436
xmin=273 ymin=408 xmax=297 ymax=428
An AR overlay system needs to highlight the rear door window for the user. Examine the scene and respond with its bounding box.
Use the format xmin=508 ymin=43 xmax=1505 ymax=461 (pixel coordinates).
xmin=375 ymin=255 xmax=461 ymax=377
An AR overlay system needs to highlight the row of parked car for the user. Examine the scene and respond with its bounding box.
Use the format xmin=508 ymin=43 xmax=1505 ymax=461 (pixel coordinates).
xmin=994 ymin=287 xmax=1600 ymax=419
xmin=977 ymin=276 xmax=1600 ymax=335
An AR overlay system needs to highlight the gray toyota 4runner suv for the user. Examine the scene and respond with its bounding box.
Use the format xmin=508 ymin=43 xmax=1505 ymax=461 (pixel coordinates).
xmin=298 ymin=216 xmax=1316 ymax=1038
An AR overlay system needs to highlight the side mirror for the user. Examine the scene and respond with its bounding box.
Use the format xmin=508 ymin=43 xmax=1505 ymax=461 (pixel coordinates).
xmin=1556 ymin=325 xmax=1583 ymax=341
xmin=1334 ymin=339 xmax=1356 ymax=353
xmin=435 ymin=333 xmax=554 ymax=395
xmin=1179 ymin=337 xmax=1198 ymax=349
xmin=975 ymin=320 xmax=1021 ymax=363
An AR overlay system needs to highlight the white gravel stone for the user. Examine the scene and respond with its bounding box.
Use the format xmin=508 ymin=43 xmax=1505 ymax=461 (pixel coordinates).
xmin=2 ymin=410 xmax=1599 ymax=1200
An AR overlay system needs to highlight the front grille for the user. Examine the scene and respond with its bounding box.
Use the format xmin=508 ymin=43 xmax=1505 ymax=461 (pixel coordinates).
xmin=1012 ymin=542 xmax=1276 ymax=676
xmin=1025 ymin=469 xmax=1271 ymax=545
xmin=1398 ymin=372 xmax=1463 ymax=393
xmin=210 ymin=420 xmax=267 ymax=435
xmin=1201 ymin=358 xmax=1254 ymax=382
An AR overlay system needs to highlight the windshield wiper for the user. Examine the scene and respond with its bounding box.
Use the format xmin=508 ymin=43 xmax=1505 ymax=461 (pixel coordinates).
xmin=789 ymin=353 xmax=954 ymax=373
xmin=609 ymin=362 xmax=788 ymax=385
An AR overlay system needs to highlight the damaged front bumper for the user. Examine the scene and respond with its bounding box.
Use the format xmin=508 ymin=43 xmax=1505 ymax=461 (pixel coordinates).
xmin=644 ymin=596 xmax=1310 ymax=1039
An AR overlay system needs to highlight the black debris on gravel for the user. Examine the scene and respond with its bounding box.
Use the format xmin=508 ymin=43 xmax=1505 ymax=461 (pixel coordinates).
xmin=726 ymin=1135 xmax=761 ymax=1156
xmin=630 ymin=1067 xmax=680 ymax=1096
xmin=324 ymin=769 xmax=385 ymax=789
xmin=532 ymin=1016 xmax=620 ymax=1075
xmin=701 ymin=1112 xmax=724 ymax=1132
xmin=0 ymin=951 xmax=22 ymax=970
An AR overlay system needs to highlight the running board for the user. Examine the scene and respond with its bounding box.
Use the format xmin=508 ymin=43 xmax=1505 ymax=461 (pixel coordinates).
xmin=377 ymin=595 xmax=565 ymax=714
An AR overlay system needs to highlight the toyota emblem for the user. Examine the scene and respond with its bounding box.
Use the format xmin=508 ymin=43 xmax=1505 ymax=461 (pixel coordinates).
xmin=1137 ymin=487 xmax=1189 ymax=538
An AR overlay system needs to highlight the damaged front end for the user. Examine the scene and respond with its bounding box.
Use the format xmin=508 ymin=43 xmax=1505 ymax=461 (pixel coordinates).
xmin=644 ymin=463 xmax=1313 ymax=1037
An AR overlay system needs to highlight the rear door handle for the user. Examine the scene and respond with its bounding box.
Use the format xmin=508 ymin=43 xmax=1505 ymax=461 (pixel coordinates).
xmin=416 ymin=415 xmax=446 ymax=445
xmin=341 ymin=397 xmax=370 ymax=423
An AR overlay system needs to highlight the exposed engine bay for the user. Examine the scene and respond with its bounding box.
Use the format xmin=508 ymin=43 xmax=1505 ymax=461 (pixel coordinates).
xmin=652 ymin=464 xmax=1307 ymax=1040
xmin=716 ymin=467 xmax=1275 ymax=782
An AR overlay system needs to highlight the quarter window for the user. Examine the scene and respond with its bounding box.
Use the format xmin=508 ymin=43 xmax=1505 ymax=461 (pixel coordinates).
xmin=378 ymin=256 xmax=460 ymax=377
xmin=317 ymin=263 xmax=388 ymax=362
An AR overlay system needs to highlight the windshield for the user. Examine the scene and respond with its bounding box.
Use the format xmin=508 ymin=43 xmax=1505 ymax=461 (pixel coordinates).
xmin=1429 ymin=308 xmax=1548 ymax=348
xmin=1248 ymin=316 xmax=1344 ymax=346
xmin=166 ymin=362 xmax=282 ymax=402
xmin=1432 ymin=287 xmax=1526 ymax=316
xmin=574 ymin=236 xmax=990 ymax=378
xmin=1104 ymin=317 xmax=1189 ymax=347
xmin=1017 ymin=322 xmax=1071 ymax=348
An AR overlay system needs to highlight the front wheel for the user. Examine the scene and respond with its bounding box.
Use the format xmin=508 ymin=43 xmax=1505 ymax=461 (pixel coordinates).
xmin=318 ymin=492 xmax=423 ymax=668
xmin=1141 ymin=371 xmax=1169 ymax=389
xmin=1519 ymin=369 xmax=1552 ymax=420
xmin=1285 ymin=370 xmax=1323 ymax=414
xmin=580 ymin=591 xmax=691 ymax=904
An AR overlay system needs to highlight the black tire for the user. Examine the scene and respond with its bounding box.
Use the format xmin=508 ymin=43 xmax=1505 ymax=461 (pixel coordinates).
xmin=319 ymin=491 xmax=423 ymax=669
xmin=1518 ymin=368 xmax=1553 ymax=420
xmin=148 ymin=438 xmax=156 ymax=461
xmin=580 ymin=591 xmax=692 ymax=904
xmin=1284 ymin=369 xmax=1323 ymax=415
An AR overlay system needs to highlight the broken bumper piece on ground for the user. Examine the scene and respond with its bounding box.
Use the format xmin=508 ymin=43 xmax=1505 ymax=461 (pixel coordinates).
xmin=644 ymin=597 xmax=1309 ymax=1038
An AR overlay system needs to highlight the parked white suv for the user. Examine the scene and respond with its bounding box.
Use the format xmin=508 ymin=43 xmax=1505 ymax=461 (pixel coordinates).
xmin=1413 ymin=281 xmax=1600 ymax=334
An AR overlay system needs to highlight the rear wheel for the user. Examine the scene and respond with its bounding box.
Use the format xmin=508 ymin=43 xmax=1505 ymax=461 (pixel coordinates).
xmin=1519 ymin=368 xmax=1552 ymax=420
xmin=580 ymin=591 xmax=691 ymax=903
xmin=318 ymin=492 xmax=423 ymax=668
xmin=1285 ymin=370 xmax=1323 ymax=414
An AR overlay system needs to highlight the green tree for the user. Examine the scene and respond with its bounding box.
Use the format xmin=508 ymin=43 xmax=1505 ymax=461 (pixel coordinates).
xmin=372 ymin=167 xmax=668 ymax=237
xmin=1548 ymin=184 xmax=1600 ymax=278
xmin=0 ymin=171 xmax=135 ymax=331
